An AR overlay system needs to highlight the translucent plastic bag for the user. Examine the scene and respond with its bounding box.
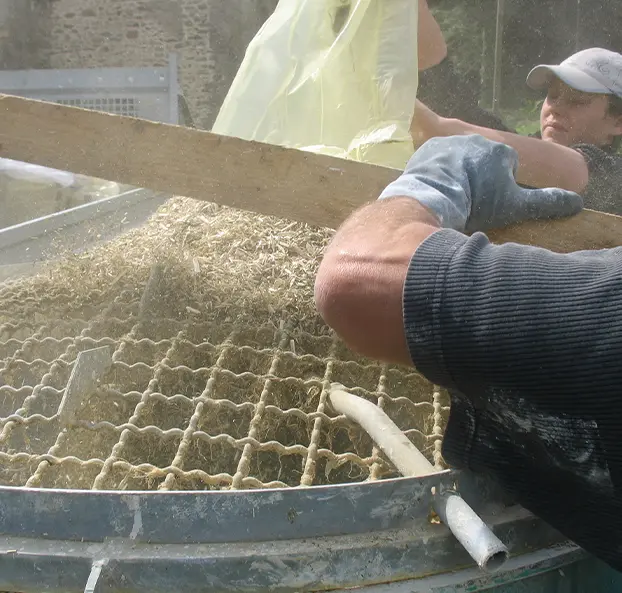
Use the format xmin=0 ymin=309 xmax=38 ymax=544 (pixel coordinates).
xmin=212 ymin=0 xmax=419 ymax=170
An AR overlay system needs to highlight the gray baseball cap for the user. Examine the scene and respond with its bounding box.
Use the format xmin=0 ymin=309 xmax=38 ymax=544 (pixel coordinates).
xmin=526 ymin=47 xmax=622 ymax=99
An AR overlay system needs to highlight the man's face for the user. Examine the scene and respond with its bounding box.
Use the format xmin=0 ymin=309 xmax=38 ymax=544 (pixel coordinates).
xmin=540 ymin=78 xmax=622 ymax=147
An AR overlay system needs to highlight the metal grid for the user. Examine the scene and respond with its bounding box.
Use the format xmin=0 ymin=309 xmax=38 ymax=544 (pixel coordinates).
xmin=0 ymin=277 xmax=449 ymax=492
xmin=0 ymin=54 xmax=179 ymax=124
xmin=56 ymin=97 xmax=139 ymax=117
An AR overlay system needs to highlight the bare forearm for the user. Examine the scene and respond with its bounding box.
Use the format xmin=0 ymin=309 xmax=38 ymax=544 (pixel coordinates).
xmin=418 ymin=0 xmax=447 ymax=70
xmin=442 ymin=118 xmax=589 ymax=192
xmin=326 ymin=197 xmax=440 ymax=252
xmin=315 ymin=198 xmax=440 ymax=366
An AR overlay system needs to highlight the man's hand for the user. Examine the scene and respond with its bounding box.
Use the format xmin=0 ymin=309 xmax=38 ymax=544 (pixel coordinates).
xmin=380 ymin=134 xmax=584 ymax=233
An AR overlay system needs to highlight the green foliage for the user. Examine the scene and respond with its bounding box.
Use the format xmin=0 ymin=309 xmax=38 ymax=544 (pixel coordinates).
xmin=430 ymin=4 xmax=485 ymax=79
xmin=499 ymin=99 xmax=543 ymax=136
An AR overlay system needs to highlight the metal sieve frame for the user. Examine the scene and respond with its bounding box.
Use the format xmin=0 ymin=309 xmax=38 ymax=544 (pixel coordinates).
xmin=0 ymin=473 xmax=574 ymax=592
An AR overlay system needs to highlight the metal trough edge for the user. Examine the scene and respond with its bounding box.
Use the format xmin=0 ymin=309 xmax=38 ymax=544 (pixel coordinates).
xmin=0 ymin=187 xmax=163 ymax=251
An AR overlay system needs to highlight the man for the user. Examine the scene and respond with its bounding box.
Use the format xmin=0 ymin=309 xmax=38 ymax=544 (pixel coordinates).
xmin=412 ymin=48 xmax=622 ymax=214
xmin=315 ymin=134 xmax=622 ymax=571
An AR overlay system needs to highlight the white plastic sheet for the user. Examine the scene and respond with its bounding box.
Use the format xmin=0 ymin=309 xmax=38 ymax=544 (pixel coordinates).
xmin=0 ymin=158 xmax=75 ymax=187
xmin=0 ymin=159 xmax=121 ymax=229
xmin=213 ymin=0 xmax=419 ymax=170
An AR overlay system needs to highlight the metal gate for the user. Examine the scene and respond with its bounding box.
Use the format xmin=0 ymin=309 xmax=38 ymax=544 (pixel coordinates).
xmin=0 ymin=54 xmax=180 ymax=124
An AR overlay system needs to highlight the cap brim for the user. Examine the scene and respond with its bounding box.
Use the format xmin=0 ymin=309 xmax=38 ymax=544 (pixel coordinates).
xmin=526 ymin=64 xmax=612 ymax=94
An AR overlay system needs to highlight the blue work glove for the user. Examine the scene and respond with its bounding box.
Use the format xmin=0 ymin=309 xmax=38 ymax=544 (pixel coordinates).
xmin=379 ymin=134 xmax=584 ymax=233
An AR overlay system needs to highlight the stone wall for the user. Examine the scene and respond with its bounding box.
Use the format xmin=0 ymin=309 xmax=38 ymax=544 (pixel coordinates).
xmin=0 ymin=1 xmax=53 ymax=71
xmin=0 ymin=0 xmax=278 ymax=129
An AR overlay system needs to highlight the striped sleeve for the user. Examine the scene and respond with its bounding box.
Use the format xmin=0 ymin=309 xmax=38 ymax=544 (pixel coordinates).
xmin=403 ymin=228 xmax=622 ymax=403
xmin=402 ymin=228 xmax=622 ymax=571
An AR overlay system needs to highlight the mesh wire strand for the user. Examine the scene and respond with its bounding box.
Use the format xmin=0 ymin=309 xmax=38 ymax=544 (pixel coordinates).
xmin=56 ymin=97 xmax=139 ymax=117
xmin=0 ymin=279 xmax=450 ymax=491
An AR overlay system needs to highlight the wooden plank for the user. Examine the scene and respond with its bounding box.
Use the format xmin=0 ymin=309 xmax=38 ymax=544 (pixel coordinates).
xmin=0 ymin=94 xmax=395 ymax=232
xmin=487 ymin=210 xmax=622 ymax=253
xmin=0 ymin=93 xmax=621 ymax=253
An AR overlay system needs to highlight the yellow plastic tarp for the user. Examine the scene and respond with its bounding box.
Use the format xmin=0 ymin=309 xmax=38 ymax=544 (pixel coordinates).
xmin=212 ymin=0 xmax=419 ymax=170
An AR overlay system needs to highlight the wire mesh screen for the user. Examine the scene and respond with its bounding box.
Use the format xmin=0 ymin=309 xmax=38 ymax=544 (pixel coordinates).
xmin=0 ymin=198 xmax=449 ymax=491
xmin=56 ymin=97 xmax=139 ymax=118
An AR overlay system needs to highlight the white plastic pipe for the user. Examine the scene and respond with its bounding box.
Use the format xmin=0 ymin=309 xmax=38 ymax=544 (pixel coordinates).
xmin=330 ymin=383 xmax=436 ymax=477
xmin=329 ymin=383 xmax=509 ymax=572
